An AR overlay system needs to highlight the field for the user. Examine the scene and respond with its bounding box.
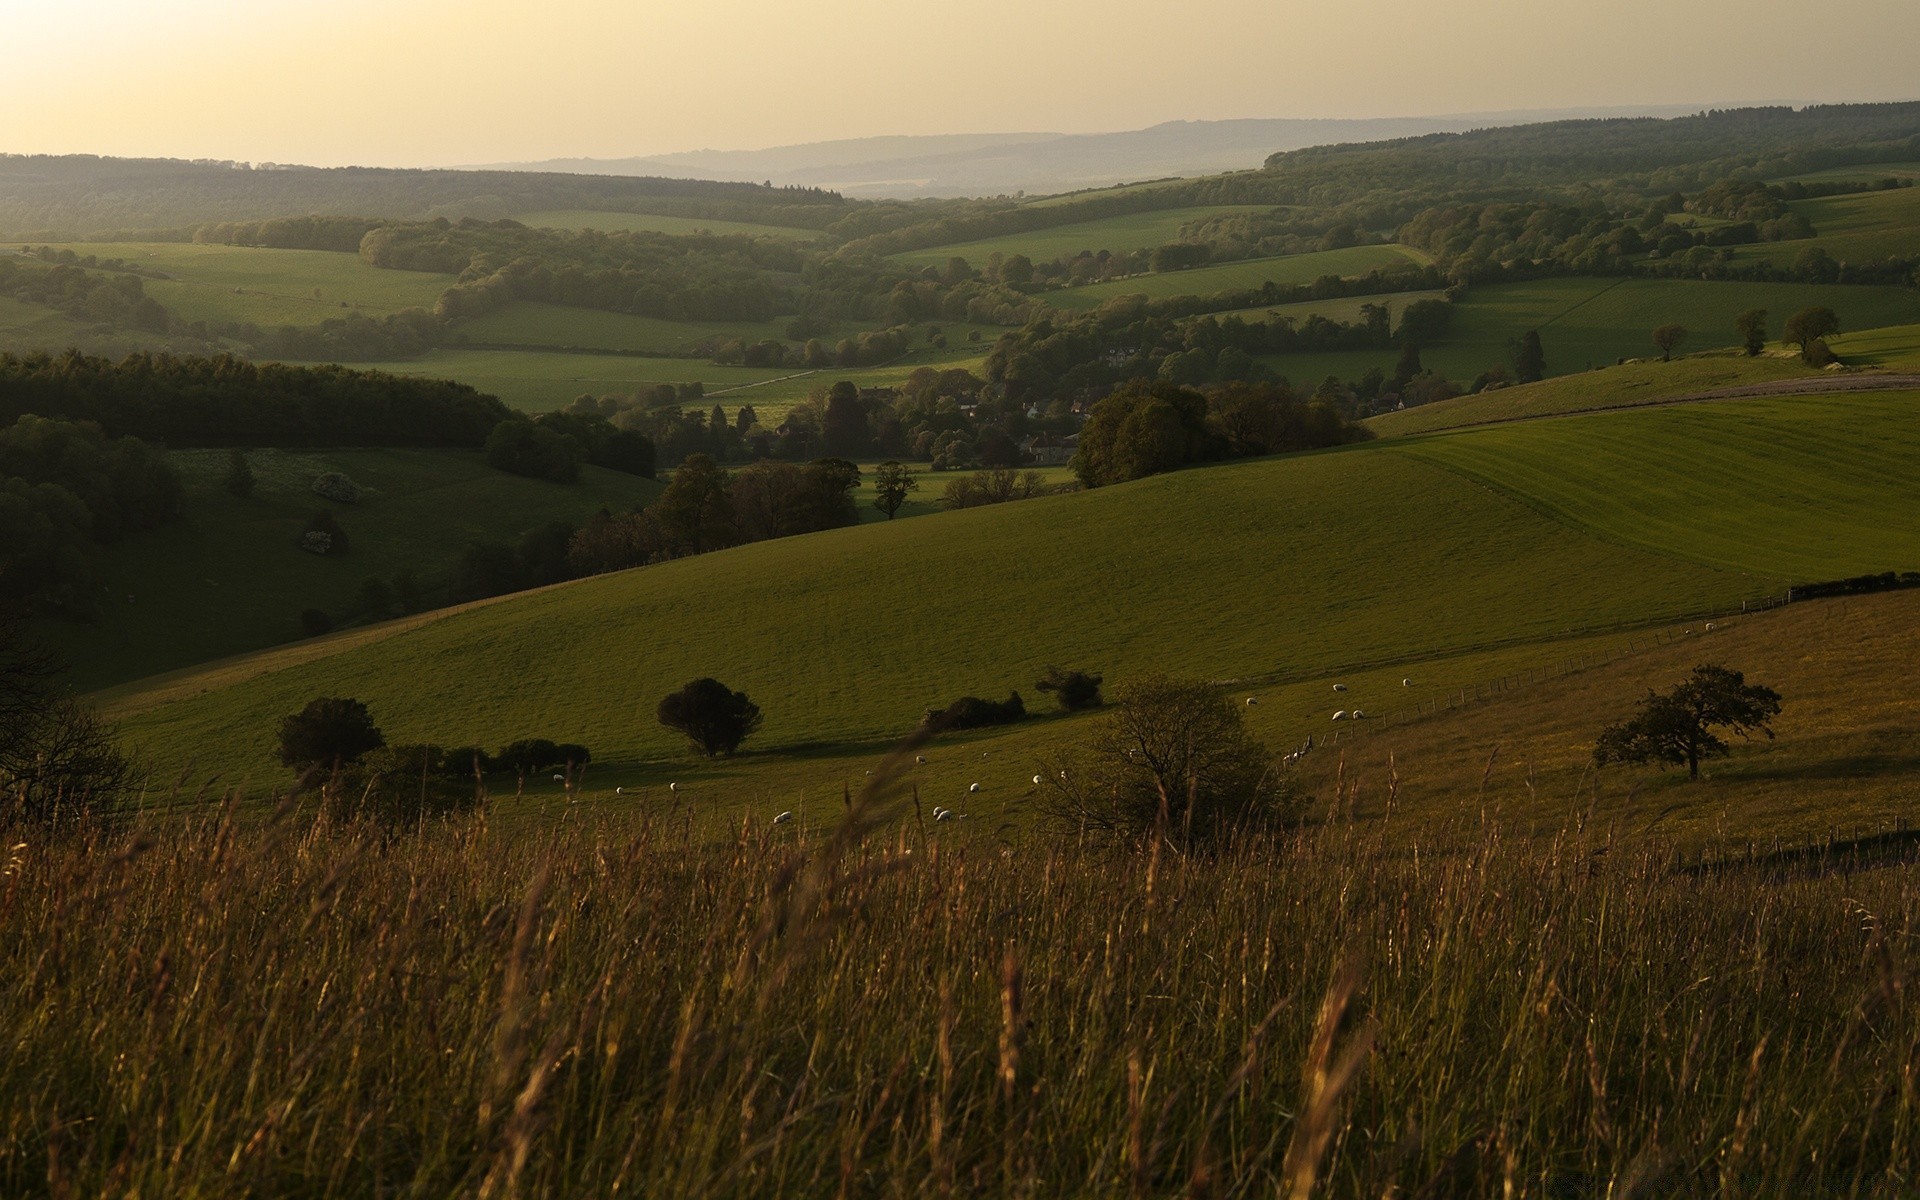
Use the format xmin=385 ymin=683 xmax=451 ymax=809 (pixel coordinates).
xmin=379 ymin=348 xmax=798 ymax=411
xmin=513 ymin=209 xmax=821 ymax=239
xmin=1733 ymin=186 xmax=1920 ymax=265
xmin=13 ymin=241 xmax=454 ymax=330
xmin=1044 ymin=245 xmax=1430 ymax=310
xmin=43 ymin=448 xmax=660 ymax=691
xmin=889 ymin=205 xmax=1276 ymax=267
xmin=1203 ymin=288 xmax=1449 ymax=330
xmin=1365 ymin=353 xmax=1826 ymax=436
xmin=1260 ymin=277 xmax=1920 ymax=385
xmin=451 ymin=301 xmax=848 ymax=356
xmin=1831 ymin=322 xmax=1920 ymax=369
xmin=1773 ymin=161 xmax=1920 ymax=183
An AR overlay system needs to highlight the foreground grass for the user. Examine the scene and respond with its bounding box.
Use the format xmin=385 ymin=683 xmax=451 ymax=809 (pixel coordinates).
xmin=3 ymin=801 xmax=1916 ymax=1196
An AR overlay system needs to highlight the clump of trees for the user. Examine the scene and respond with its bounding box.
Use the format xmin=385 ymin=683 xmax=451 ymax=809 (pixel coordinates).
xmin=658 ymin=678 xmax=763 ymax=758
xmin=1037 ymin=676 xmax=1291 ymax=845
xmin=278 ymin=697 xmax=386 ymax=774
xmin=1036 ymin=666 xmax=1104 ymax=711
xmin=486 ymin=418 xmax=581 ymax=483
xmin=1783 ymin=307 xmax=1841 ymax=364
xmin=1594 ymin=664 xmax=1782 ymax=780
xmin=1072 ymin=380 xmax=1368 ymax=488
xmin=940 ymin=468 xmax=1050 ymax=510
xmin=921 ymin=692 xmax=1027 ymax=734
xmin=0 ymin=608 xmax=130 ymax=822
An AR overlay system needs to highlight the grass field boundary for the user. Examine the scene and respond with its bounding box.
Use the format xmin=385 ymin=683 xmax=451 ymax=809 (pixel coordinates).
xmin=1532 ymin=276 xmax=1631 ymax=330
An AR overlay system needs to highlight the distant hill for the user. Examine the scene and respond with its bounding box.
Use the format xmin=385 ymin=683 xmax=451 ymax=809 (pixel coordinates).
xmin=471 ymin=108 xmax=1712 ymax=198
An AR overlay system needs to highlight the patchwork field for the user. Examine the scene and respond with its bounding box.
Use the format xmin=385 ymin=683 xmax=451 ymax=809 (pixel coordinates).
xmin=14 ymin=241 xmax=454 ymax=330
xmin=1735 ymin=186 xmax=1920 ymax=265
xmin=512 ymin=209 xmax=822 ymax=239
xmin=1044 ymin=245 xmax=1431 ymax=309
xmin=451 ymin=301 xmax=849 ymax=355
xmin=889 ymin=205 xmax=1277 ymax=267
xmin=1203 ymin=288 xmax=1450 ymax=330
xmin=47 ymin=448 xmax=660 ymax=691
xmin=379 ymin=348 xmax=796 ymax=411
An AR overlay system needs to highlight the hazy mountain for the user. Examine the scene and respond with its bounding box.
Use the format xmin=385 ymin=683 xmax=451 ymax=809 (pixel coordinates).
xmin=473 ymin=107 xmax=1713 ymax=198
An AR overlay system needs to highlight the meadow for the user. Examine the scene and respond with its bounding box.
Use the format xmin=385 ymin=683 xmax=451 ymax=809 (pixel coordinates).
xmin=451 ymin=301 xmax=848 ymax=356
xmin=1261 ymin=277 xmax=1920 ymax=386
xmin=45 ymin=447 xmax=660 ymax=691
xmin=1733 ymin=186 xmax=1920 ymax=266
xmin=1044 ymin=245 xmax=1430 ymax=310
xmin=512 ymin=209 xmax=821 ymax=239
xmin=889 ymin=205 xmax=1277 ymax=267
xmin=1203 ymin=288 xmax=1449 ymax=331
xmin=6 ymin=793 xmax=1916 ymax=1196
xmin=1774 ymin=161 xmax=1920 ymax=183
xmin=18 ymin=241 xmax=454 ymax=330
xmin=379 ymin=348 xmax=797 ymax=412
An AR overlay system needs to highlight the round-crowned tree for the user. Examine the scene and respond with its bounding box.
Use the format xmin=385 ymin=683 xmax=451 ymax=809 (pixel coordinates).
xmin=278 ymin=697 xmax=385 ymax=772
xmin=657 ymin=678 xmax=762 ymax=758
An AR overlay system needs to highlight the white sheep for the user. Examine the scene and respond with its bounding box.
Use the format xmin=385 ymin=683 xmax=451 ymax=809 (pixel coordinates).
xmin=936 ymin=809 xmax=957 ymax=822
xmin=1333 ymin=683 xmax=1348 ymax=693
xmin=1352 ymin=709 xmax=1367 ymax=720
xmin=1246 ymin=696 xmax=1258 ymax=705
xmin=1705 ymin=622 xmax=1716 ymax=631
xmin=552 ymin=774 xmax=565 ymax=782
xmin=1402 ymin=678 xmax=1412 ymax=687
xmin=1031 ymin=774 xmax=1042 ymax=785
xmin=772 ymin=811 xmax=793 ymax=825
xmin=968 ymin=782 xmax=982 ymax=793
xmin=615 ymin=786 xmax=624 ymax=795
xmin=915 ymin=755 xmax=927 ymax=764
xmin=668 ymin=782 xmax=679 ymax=793
xmin=1332 ymin=710 xmax=1349 ymax=721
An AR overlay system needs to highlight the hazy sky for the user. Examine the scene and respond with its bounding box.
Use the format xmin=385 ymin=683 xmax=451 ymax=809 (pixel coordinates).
xmin=5 ymin=0 xmax=1916 ymax=166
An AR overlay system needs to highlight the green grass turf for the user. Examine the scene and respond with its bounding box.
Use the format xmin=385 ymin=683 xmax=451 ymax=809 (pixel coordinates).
xmin=1772 ymin=162 xmax=1920 ymax=184
xmin=1733 ymin=187 xmax=1920 ymax=266
xmin=512 ymin=210 xmax=821 ymax=239
xmin=379 ymin=348 xmax=796 ymax=412
xmin=1043 ymin=245 xmax=1430 ymax=310
xmin=106 ymin=429 xmax=1803 ymax=787
xmin=15 ymin=241 xmax=454 ymax=330
xmin=1365 ymin=353 xmax=1825 ymax=436
xmin=1203 ymin=289 xmax=1450 ymax=330
xmin=1391 ymin=390 xmax=1920 ymax=580
xmin=1830 ymin=323 xmax=1920 ymax=369
xmin=890 ymin=206 xmax=1276 ymax=268
xmin=849 ymin=463 xmax=1078 ymax=524
xmin=45 ymin=448 xmax=660 ymax=691
xmin=1258 ymin=278 xmax=1920 ymax=386
xmin=450 ymin=302 xmax=851 ymax=355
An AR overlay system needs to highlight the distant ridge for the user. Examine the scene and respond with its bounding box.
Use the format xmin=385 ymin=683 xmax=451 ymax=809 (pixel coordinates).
xmin=470 ymin=107 xmax=1712 ymax=198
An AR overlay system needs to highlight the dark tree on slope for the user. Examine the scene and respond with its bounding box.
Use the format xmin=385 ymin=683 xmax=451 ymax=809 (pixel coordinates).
xmin=1653 ymin=324 xmax=1688 ymax=362
xmin=657 ymin=678 xmax=763 ymax=758
xmin=1593 ymin=664 xmax=1782 ymax=780
xmin=1511 ymin=330 xmax=1546 ymax=384
xmin=0 ymin=608 xmax=129 ymax=821
xmin=871 ymin=461 xmax=918 ymax=519
xmin=1735 ymin=309 xmax=1769 ymax=357
xmin=1783 ymin=307 xmax=1841 ymax=364
xmin=278 ymin=697 xmax=386 ymax=774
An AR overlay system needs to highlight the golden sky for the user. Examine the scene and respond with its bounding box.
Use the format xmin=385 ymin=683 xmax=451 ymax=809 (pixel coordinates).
xmin=5 ymin=0 xmax=1917 ymax=166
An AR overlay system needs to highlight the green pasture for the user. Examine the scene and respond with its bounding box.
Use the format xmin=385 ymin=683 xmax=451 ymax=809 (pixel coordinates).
xmin=849 ymin=462 xmax=1078 ymax=524
xmin=451 ymin=302 xmax=849 ymax=356
xmin=47 ymin=448 xmax=660 ymax=691
xmin=512 ymin=210 xmax=820 ymax=239
xmin=1392 ymin=390 xmax=1920 ymax=581
xmin=1203 ymin=288 xmax=1450 ymax=330
xmin=1772 ymin=162 xmax=1920 ymax=184
xmin=17 ymin=241 xmax=453 ymax=330
xmin=1260 ymin=277 xmax=1920 ymax=385
xmin=382 ymin=348 xmax=795 ymax=412
xmin=108 ymin=410 xmax=1833 ymax=787
xmin=1366 ymin=354 xmax=1824 ymax=436
xmin=1829 ymin=323 xmax=1920 ymax=369
xmin=890 ymin=206 xmax=1276 ymax=268
xmin=1044 ymin=245 xmax=1431 ymax=310
xmin=1734 ymin=186 xmax=1920 ymax=266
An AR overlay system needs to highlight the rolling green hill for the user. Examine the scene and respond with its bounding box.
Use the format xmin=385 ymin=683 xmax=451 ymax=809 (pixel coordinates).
xmin=105 ymin=385 xmax=1920 ymax=794
xmin=890 ymin=206 xmax=1276 ymax=268
xmin=46 ymin=448 xmax=660 ymax=690
xmin=451 ymin=302 xmax=848 ymax=356
xmin=512 ymin=210 xmax=821 ymax=239
xmin=1044 ymin=245 xmax=1430 ymax=310
xmin=1734 ymin=186 xmax=1920 ymax=266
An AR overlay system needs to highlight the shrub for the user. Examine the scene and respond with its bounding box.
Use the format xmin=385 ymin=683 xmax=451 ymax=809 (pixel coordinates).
xmin=0 ymin=695 xmax=130 ymax=823
xmin=320 ymin=743 xmax=484 ymax=825
xmin=657 ymin=678 xmax=762 ymax=758
xmin=277 ymin=696 xmax=385 ymax=774
xmin=921 ymin=691 xmax=1027 ymax=734
xmin=301 ymin=510 xmax=348 ymax=556
xmin=490 ymin=737 xmax=589 ymax=779
xmin=1038 ymin=676 xmax=1289 ymax=844
xmin=1036 ymin=666 xmax=1104 ymax=711
xmin=311 ymin=472 xmax=361 ymax=504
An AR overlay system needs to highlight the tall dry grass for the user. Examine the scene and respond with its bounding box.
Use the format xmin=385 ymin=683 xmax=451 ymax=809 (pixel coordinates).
xmin=2 ymin=788 xmax=1917 ymax=1197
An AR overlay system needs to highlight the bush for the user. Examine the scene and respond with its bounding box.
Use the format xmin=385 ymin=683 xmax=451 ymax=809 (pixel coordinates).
xmin=657 ymin=678 xmax=762 ymax=758
xmin=0 ymin=696 xmax=130 ymax=823
xmin=921 ymin=691 xmax=1027 ymax=733
xmin=491 ymin=738 xmax=589 ymax=779
xmin=311 ymin=472 xmax=361 ymax=504
xmin=320 ymin=743 xmax=484 ymax=825
xmin=1038 ymin=676 xmax=1289 ymax=844
xmin=300 ymin=510 xmax=348 ymax=556
xmin=277 ymin=696 xmax=385 ymax=774
xmin=1036 ymin=666 xmax=1104 ymax=711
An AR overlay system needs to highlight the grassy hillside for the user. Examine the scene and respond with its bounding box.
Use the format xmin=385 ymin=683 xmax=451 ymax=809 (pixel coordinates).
xmin=452 ymin=302 xmax=848 ymax=356
xmin=379 ymin=348 xmax=796 ymax=411
xmin=1264 ymin=278 xmax=1920 ymax=385
xmin=103 ymin=408 xmax=1850 ymax=787
xmin=1734 ymin=186 xmax=1920 ymax=265
xmin=889 ymin=205 xmax=1275 ymax=267
xmin=1044 ymin=245 xmax=1430 ymax=310
xmin=1207 ymin=288 xmax=1449 ymax=330
xmin=22 ymin=241 xmax=453 ymax=330
xmin=513 ymin=209 xmax=819 ymax=239
xmin=47 ymin=448 xmax=660 ymax=690
xmin=1774 ymin=162 xmax=1920 ymax=183
xmin=1366 ymin=353 xmax=1825 ymax=436
xmin=1831 ymin=322 xmax=1920 ymax=369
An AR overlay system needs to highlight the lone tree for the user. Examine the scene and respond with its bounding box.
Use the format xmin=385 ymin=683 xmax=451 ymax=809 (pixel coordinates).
xmin=1783 ymin=307 xmax=1841 ymax=364
xmin=657 ymin=678 xmax=762 ymax=758
xmin=1734 ymin=308 xmax=1769 ymax=357
xmin=1510 ymin=330 xmax=1546 ymax=384
xmin=1038 ymin=676 xmax=1289 ymax=844
xmin=1652 ymin=323 xmax=1688 ymax=362
xmin=278 ymin=697 xmax=385 ymax=772
xmin=1593 ymin=664 xmax=1782 ymax=780
xmin=871 ymin=460 xmax=918 ymax=519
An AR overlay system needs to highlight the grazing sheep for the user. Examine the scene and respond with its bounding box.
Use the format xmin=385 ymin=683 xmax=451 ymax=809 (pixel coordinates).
xmin=772 ymin=811 xmax=793 ymax=825
xmin=1402 ymin=678 xmax=1411 ymax=687
xmin=1333 ymin=683 xmax=1348 ymax=693
xmin=936 ymin=809 xmax=957 ymax=822
xmin=1352 ymin=709 xmax=1367 ymax=719
xmin=1332 ymin=710 xmax=1349 ymax=721
xmin=1705 ymin=622 xmax=1716 ymax=631
xmin=968 ymin=782 xmax=982 ymax=793
xmin=1246 ymin=696 xmax=1258 ymax=705
xmin=1031 ymin=774 xmax=1042 ymax=785
xmin=552 ymin=774 xmax=565 ymax=782
xmin=615 ymin=787 xmax=623 ymax=795
xmin=669 ymin=782 xmax=679 ymax=793
xmin=915 ymin=755 xmax=927 ymax=764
